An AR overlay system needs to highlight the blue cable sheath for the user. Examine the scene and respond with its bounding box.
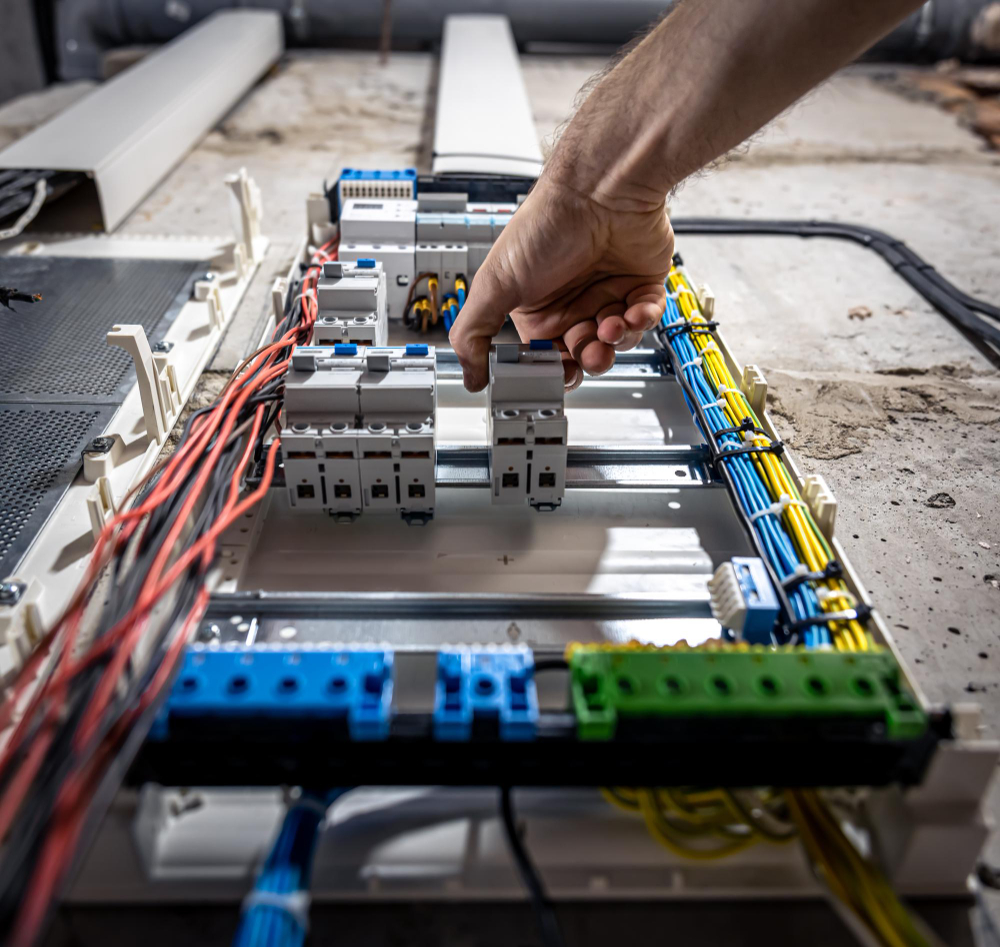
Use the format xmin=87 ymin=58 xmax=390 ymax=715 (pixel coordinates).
xmin=662 ymin=293 xmax=828 ymax=647
xmin=232 ymin=790 xmax=350 ymax=947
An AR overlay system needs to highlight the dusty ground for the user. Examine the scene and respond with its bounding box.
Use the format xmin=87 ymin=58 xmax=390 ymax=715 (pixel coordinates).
xmin=2 ymin=47 xmax=1000 ymax=936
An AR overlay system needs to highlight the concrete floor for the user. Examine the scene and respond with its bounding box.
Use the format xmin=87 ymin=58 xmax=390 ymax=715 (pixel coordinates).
xmin=2 ymin=47 xmax=1000 ymax=932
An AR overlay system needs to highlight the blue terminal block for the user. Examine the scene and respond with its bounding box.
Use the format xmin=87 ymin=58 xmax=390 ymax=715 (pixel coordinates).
xmin=433 ymin=649 xmax=539 ymax=741
xmin=336 ymin=168 xmax=418 ymax=214
xmin=733 ymin=557 xmax=781 ymax=645
xmin=154 ymin=647 xmax=394 ymax=741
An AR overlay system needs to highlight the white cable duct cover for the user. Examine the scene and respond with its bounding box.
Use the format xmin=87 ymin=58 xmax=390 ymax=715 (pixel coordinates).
xmin=0 ymin=10 xmax=283 ymax=232
xmin=433 ymin=15 xmax=544 ymax=178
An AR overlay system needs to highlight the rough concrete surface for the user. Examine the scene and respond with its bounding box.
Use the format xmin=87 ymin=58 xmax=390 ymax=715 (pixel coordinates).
xmin=2 ymin=48 xmax=1000 ymax=936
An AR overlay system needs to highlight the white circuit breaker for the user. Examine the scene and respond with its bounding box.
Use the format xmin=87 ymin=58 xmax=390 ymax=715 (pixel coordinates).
xmin=488 ymin=342 xmax=567 ymax=510
xmin=281 ymin=344 xmax=437 ymax=520
xmin=311 ymin=259 xmax=388 ymax=347
xmin=335 ymin=196 xmax=514 ymax=320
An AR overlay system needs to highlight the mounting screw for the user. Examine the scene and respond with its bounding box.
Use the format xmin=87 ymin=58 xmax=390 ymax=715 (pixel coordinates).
xmin=152 ymin=340 xmax=174 ymax=354
xmin=86 ymin=436 xmax=115 ymax=454
xmin=203 ymin=272 xmax=217 ymax=282
xmin=198 ymin=623 xmax=222 ymax=643
xmin=0 ymin=581 xmax=26 ymax=606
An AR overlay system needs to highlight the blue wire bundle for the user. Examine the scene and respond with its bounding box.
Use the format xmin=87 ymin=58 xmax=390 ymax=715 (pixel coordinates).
xmin=662 ymin=293 xmax=829 ymax=647
xmin=232 ymin=790 xmax=347 ymax=947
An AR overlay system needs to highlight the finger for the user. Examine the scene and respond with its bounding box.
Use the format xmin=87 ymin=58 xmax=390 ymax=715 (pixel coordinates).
xmin=563 ymin=357 xmax=582 ymax=390
xmin=613 ymin=328 xmax=644 ymax=352
xmin=595 ymin=302 xmax=627 ymax=346
xmin=449 ymin=259 xmax=520 ymax=392
xmin=623 ymin=282 xmax=667 ymax=333
xmin=562 ymin=319 xmax=615 ymax=377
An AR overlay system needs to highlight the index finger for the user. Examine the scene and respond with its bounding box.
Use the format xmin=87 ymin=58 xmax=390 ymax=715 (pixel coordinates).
xmin=448 ymin=261 xmax=520 ymax=392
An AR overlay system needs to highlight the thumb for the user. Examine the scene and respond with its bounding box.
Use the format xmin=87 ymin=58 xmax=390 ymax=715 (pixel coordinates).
xmin=448 ymin=257 xmax=520 ymax=392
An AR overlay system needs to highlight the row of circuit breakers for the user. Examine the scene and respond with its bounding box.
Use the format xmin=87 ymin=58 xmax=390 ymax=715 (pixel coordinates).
xmin=284 ymin=259 xmax=567 ymax=520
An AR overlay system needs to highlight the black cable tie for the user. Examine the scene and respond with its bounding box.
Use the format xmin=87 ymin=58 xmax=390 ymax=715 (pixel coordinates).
xmin=672 ymin=252 xmax=684 ymax=267
xmin=785 ymin=602 xmax=872 ymax=634
xmin=713 ymin=440 xmax=784 ymax=464
xmin=663 ymin=320 xmax=719 ymax=342
xmin=713 ymin=417 xmax=763 ymax=439
xmin=780 ymin=559 xmax=844 ymax=592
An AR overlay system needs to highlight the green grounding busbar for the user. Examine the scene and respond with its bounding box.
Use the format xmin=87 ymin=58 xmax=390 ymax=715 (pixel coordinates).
xmin=568 ymin=647 xmax=928 ymax=741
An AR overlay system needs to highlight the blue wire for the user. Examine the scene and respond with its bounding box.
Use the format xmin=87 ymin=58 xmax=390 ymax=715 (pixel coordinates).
xmin=233 ymin=790 xmax=350 ymax=947
xmin=663 ymin=293 xmax=829 ymax=647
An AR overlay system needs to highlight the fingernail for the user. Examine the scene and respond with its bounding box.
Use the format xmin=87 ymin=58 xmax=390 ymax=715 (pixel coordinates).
xmin=565 ymin=368 xmax=581 ymax=389
xmin=610 ymin=328 xmax=625 ymax=344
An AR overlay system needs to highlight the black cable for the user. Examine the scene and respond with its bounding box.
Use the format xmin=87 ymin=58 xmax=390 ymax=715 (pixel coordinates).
xmin=533 ymin=658 xmax=570 ymax=673
xmin=499 ymin=787 xmax=566 ymax=947
xmin=670 ymin=217 xmax=1000 ymax=350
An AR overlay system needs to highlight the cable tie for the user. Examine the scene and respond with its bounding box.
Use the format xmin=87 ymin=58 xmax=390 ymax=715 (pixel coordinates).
xmin=816 ymin=588 xmax=856 ymax=606
xmin=680 ymin=356 xmax=702 ymax=372
xmin=747 ymin=493 xmax=806 ymax=522
xmin=785 ymin=603 xmax=872 ymax=633
xmin=714 ymin=418 xmax=765 ymax=439
xmin=714 ymin=440 xmax=784 ymax=462
xmin=241 ymin=889 xmax=310 ymax=932
xmin=662 ymin=317 xmax=686 ymax=329
xmin=780 ymin=560 xmax=844 ymax=592
xmin=664 ymin=320 xmax=720 ymax=343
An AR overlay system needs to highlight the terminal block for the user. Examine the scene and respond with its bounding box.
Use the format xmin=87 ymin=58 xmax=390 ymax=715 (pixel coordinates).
xmin=336 ymin=167 xmax=417 ymax=214
xmin=282 ymin=344 xmax=437 ymax=519
xmin=708 ymin=557 xmax=780 ymax=645
xmin=312 ymin=259 xmax=388 ymax=347
xmin=488 ymin=341 xmax=567 ymax=510
xmin=433 ymin=648 xmax=539 ymax=741
xmin=568 ymin=647 xmax=928 ymax=742
xmin=152 ymin=647 xmax=394 ymax=741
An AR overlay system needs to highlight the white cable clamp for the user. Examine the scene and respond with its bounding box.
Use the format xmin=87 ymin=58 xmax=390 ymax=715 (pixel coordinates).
xmin=815 ymin=609 xmax=862 ymax=624
xmin=294 ymin=290 xmax=317 ymax=305
xmin=680 ymin=356 xmax=702 ymax=372
xmin=748 ymin=493 xmax=806 ymax=522
xmin=698 ymin=341 xmax=720 ymax=357
xmin=241 ymin=889 xmax=311 ymax=932
xmin=816 ymin=588 xmax=856 ymax=606
xmin=662 ymin=317 xmax=686 ymax=329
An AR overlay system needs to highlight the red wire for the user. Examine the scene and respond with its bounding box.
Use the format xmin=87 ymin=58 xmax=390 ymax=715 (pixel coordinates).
xmin=2 ymin=238 xmax=334 ymax=942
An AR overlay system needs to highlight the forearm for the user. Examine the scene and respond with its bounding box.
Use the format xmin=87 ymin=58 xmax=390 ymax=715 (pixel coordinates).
xmin=546 ymin=0 xmax=925 ymax=210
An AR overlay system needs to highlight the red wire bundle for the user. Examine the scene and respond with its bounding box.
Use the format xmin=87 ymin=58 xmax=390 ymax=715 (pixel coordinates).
xmin=0 ymin=238 xmax=337 ymax=946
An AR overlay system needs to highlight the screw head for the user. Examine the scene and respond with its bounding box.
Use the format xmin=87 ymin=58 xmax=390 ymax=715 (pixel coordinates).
xmin=0 ymin=581 xmax=25 ymax=605
xmin=197 ymin=623 xmax=222 ymax=643
xmin=87 ymin=437 xmax=115 ymax=454
xmin=153 ymin=340 xmax=174 ymax=354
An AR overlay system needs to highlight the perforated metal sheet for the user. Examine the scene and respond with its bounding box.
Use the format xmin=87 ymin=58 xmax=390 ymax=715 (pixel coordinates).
xmin=0 ymin=404 xmax=115 ymax=579
xmin=0 ymin=256 xmax=201 ymax=403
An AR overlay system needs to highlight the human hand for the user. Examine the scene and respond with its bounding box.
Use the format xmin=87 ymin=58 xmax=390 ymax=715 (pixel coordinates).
xmin=448 ymin=180 xmax=673 ymax=391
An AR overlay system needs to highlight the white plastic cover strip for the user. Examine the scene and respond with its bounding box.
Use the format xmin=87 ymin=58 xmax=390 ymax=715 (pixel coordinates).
xmin=0 ymin=11 xmax=283 ymax=232
xmin=433 ymin=15 xmax=544 ymax=178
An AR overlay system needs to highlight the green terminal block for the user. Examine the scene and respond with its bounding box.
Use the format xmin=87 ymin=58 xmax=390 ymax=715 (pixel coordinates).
xmin=569 ymin=648 xmax=927 ymax=741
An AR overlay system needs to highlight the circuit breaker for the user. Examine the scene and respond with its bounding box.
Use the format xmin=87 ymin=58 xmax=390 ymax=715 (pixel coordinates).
xmin=488 ymin=341 xmax=567 ymax=510
xmin=281 ymin=344 xmax=437 ymax=520
xmin=311 ymin=259 xmax=388 ymax=347
xmin=334 ymin=187 xmax=517 ymax=322
xmin=357 ymin=344 xmax=437 ymax=519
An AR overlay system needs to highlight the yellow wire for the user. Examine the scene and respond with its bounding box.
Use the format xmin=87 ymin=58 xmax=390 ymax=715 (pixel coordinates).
xmin=667 ymin=268 xmax=870 ymax=651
